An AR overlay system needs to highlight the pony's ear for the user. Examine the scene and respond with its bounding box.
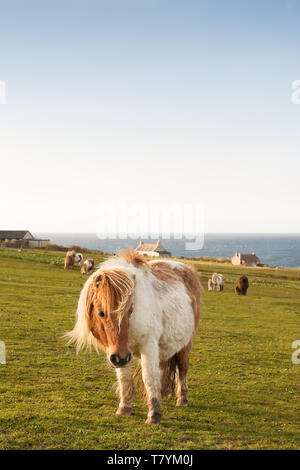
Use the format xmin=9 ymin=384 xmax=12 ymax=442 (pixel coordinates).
xmin=93 ymin=273 xmax=104 ymax=289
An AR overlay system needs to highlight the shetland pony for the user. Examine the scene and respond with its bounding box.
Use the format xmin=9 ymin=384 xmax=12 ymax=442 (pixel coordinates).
xmin=64 ymin=250 xmax=76 ymax=269
xmin=235 ymin=276 xmax=249 ymax=295
xmin=74 ymin=253 xmax=83 ymax=265
xmin=64 ymin=251 xmax=83 ymax=270
xmin=66 ymin=251 xmax=201 ymax=424
xmin=81 ymin=259 xmax=95 ymax=274
xmin=211 ymin=273 xmax=224 ymax=291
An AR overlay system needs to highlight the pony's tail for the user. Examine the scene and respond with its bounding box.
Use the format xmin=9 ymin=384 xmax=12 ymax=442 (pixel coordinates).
xmin=160 ymin=355 xmax=177 ymax=398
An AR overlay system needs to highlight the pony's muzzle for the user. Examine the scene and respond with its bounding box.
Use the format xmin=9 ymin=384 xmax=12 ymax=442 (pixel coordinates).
xmin=110 ymin=352 xmax=132 ymax=368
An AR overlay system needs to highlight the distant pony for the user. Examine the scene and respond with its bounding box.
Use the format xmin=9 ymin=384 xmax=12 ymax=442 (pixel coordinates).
xmin=81 ymin=259 xmax=94 ymax=274
xmin=211 ymin=273 xmax=224 ymax=291
xmin=66 ymin=251 xmax=202 ymax=425
xmin=235 ymin=276 xmax=249 ymax=295
xmin=64 ymin=250 xmax=76 ymax=269
xmin=64 ymin=251 xmax=83 ymax=269
xmin=74 ymin=253 xmax=83 ymax=265
xmin=208 ymin=279 xmax=213 ymax=291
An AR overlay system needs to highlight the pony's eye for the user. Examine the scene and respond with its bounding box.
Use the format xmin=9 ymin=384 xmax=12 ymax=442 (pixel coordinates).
xmin=98 ymin=311 xmax=105 ymax=318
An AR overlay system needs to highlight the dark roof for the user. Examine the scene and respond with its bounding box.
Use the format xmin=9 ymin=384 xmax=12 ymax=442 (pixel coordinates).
xmin=0 ymin=230 xmax=32 ymax=240
xmin=26 ymin=238 xmax=50 ymax=241
xmin=241 ymin=253 xmax=260 ymax=264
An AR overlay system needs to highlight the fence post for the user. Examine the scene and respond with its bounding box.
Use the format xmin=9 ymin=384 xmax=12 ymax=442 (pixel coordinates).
xmin=0 ymin=341 xmax=6 ymax=364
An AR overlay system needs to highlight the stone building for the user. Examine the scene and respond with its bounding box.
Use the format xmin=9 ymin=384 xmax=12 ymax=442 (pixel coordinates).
xmin=0 ymin=230 xmax=49 ymax=248
xmin=231 ymin=252 xmax=260 ymax=267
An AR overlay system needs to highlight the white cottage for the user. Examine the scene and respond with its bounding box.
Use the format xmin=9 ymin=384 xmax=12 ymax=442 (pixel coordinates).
xmin=135 ymin=240 xmax=171 ymax=258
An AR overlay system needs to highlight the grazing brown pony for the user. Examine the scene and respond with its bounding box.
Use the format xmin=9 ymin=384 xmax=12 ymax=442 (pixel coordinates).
xmin=235 ymin=276 xmax=249 ymax=295
xmin=64 ymin=250 xmax=76 ymax=269
xmin=66 ymin=252 xmax=202 ymax=424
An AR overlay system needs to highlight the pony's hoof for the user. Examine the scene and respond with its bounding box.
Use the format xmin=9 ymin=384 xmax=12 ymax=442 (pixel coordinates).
xmin=176 ymin=398 xmax=188 ymax=407
xmin=145 ymin=413 xmax=161 ymax=425
xmin=116 ymin=406 xmax=132 ymax=416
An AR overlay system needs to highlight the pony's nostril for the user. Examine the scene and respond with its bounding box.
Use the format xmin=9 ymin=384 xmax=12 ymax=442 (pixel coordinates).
xmin=126 ymin=352 xmax=132 ymax=363
xmin=110 ymin=354 xmax=120 ymax=365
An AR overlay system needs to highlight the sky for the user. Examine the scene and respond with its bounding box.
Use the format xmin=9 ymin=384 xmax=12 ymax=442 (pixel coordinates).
xmin=0 ymin=0 xmax=300 ymax=234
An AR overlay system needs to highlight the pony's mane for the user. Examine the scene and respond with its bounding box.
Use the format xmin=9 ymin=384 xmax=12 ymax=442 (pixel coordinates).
xmin=115 ymin=249 xmax=149 ymax=268
xmin=66 ymin=250 xmax=76 ymax=257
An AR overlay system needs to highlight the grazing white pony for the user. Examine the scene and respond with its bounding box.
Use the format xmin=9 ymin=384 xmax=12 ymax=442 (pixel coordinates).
xmin=208 ymin=279 xmax=213 ymax=291
xmin=211 ymin=273 xmax=224 ymax=291
xmin=81 ymin=259 xmax=94 ymax=274
xmin=66 ymin=251 xmax=202 ymax=424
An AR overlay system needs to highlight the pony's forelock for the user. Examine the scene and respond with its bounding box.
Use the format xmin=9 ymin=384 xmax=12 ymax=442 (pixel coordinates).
xmin=95 ymin=268 xmax=134 ymax=322
xmin=65 ymin=266 xmax=134 ymax=353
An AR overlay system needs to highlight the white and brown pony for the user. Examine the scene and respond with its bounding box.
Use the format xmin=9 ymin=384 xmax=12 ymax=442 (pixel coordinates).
xmin=66 ymin=251 xmax=201 ymax=424
xmin=81 ymin=259 xmax=95 ymax=274
xmin=211 ymin=273 xmax=224 ymax=291
xmin=64 ymin=251 xmax=83 ymax=270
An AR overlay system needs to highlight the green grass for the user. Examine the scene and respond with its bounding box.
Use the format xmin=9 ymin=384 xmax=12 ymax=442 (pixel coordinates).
xmin=0 ymin=248 xmax=299 ymax=449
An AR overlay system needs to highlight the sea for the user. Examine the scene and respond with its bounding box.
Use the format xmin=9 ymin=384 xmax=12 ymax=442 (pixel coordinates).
xmin=35 ymin=233 xmax=300 ymax=268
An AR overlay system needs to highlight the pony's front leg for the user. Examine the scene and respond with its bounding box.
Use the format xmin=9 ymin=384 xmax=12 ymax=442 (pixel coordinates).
xmin=141 ymin=343 xmax=162 ymax=424
xmin=115 ymin=366 xmax=134 ymax=416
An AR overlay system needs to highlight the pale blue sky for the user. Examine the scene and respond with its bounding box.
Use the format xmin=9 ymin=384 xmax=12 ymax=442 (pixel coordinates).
xmin=0 ymin=0 xmax=299 ymax=233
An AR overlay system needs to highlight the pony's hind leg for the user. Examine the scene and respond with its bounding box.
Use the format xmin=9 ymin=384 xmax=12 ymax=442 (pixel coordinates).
xmin=176 ymin=341 xmax=192 ymax=407
xmin=115 ymin=366 xmax=134 ymax=416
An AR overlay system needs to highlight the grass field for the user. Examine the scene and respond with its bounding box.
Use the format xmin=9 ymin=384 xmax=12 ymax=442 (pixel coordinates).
xmin=0 ymin=248 xmax=299 ymax=450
